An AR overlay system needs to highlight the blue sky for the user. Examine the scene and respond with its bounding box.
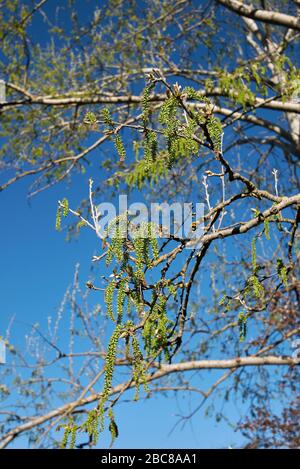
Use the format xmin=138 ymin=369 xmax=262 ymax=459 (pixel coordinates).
xmin=1 ymin=0 xmax=290 ymax=449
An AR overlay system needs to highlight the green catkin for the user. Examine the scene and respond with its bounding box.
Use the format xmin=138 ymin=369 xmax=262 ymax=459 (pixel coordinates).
xmin=108 ymin=408 xmax=119 ymax=446
xmin=106 ymin=217 xmax=126 ymax=265
xmin=61 ymin=426 xmax=70 ymax=448
xmin=105 ymin=280 xmax=116 ymax=322
xmin=116 ymin=279 xmax=127 ymax=324
xmin=264 ymin=218 xmax=270 ymax=240
xmin=55 ymin=199 xmax=68 ymax=231
xmin=132 ymin=221 xmax=156 ymax=273
xmin=82 ymin=408 xmax=99 ymax=445
xmin=249 ymin=275 xmax=264 ymax=299
xmin=180 ymin=122 xmax=200 ymax=155
xmin=144 ymin=130 xmax=157 ymax=165
xmin=61 ymin=198 xmax=69 ymax=217
xmin=142 ymin=84 xmax=154 ymax=124
xmin=248 ymin=237 xmax=265 ymax=299
xmin=102 ymin=108 xmax=113 ymax=127
xmin=92 ymin=411 xmax=100 ymax=443
xmin=156 ymin=296 xmax=169 ymax=348
xmin=76 ymin=220 xmax=87 ymax=232
xmin=142 ymin=316 xmax=151 ymax=358
xmin=167 ymin=283 xmax=177 ymax=298
xmin=206 ymin=116 xmax=223 ymax=152
xmin=125 ymin=334 xmax=131 ymax=358
xmin=277 ymin=258 xmax=288 ymax=286
xmin=131 ymin=335 xmax=149 ymax=400
xmin=133 ymin=140 xmax=139 ymax=160
xmin=166 ymin=139 xmax=177 ymax=169
xmin=69 ymin=425 xmax=77 ymax=449
xmin=115 ymin=134 xmax=126 ymax=161
xmin=127 ymin=292 xmax=135 ymax=316
xmin=87 ymin=409 xmax=100 ymax=444
xmin=144 ymin=237 xmax=151 ymax=267
xmin=148 ymin=223 xmax=159 ymax=260
xmin=109 ymin=419 xmax=119 ymax=442
xmin=219 ymin=295 xmax=227 ymax=306
xmin=183 ymin=86 xmax=199 ymax=100
xmin=125 ymin=155 xmax=167 ymax=189
xmin=103 ymin=325 xmax=124 ymax=394
xmin=111 ymin=232 xmax=123 ymax=263
xmin=101 ymin=107 xmax=126 ymax=161
xmin=238 ymin=312 xmax=248 ymax=342
xmin=163 ymin=346 xmax=171 ymax=363
xmin=106 ymin=243 xmax=114 ymax=266
xmin=142 ymin=295 xmax=170 ymax=359
xmin=183 ymin=86 xmax=211 ymax=103
xmin=98 ymin=324 xmax=123 ymax=432
xmin=84 ymin=409 xmax=97 ymax=437
xmin=251 ymin=237 xmax=257 ymax=271
xmin=133 ymin=236 xmax=145 ymax=280
xmin=159 ymin=95 xmax=178 ymax=167
xmin=84 ymin=111 xmax=97 ymax=126
xmin=159 ymin=95 xmax=177 ymax=127
xmin=129 ymin=291 xmax=143 ymax=316
xmin=55 ymin=206 xmax=62 ymax=231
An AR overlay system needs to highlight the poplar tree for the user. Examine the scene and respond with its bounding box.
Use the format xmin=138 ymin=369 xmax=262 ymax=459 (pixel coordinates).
xmin=0 ymin=0 xmax=299 ymax=449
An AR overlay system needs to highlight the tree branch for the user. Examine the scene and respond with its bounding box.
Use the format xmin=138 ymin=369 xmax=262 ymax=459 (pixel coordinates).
xmin=216 ymin=0 xmax=300 ymax=31
xmin=0 ymin=355 xmax=298 ymax=449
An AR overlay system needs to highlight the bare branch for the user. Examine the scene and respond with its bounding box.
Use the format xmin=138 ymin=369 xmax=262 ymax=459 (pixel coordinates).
xmin=216 ymin=0 xmax=300 ymax=31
